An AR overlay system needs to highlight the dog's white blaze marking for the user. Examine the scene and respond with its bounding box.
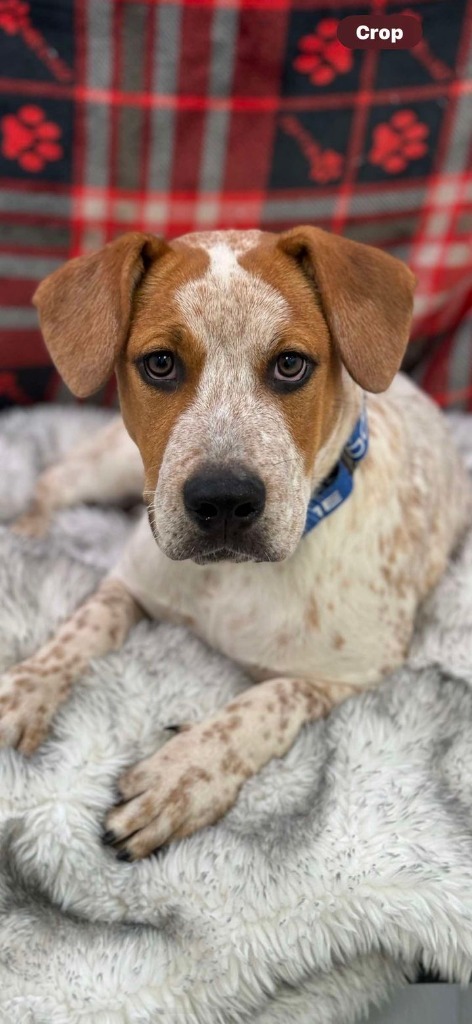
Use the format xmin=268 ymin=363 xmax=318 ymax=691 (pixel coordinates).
xmin=174 ymin=237 xmax=293 ymax=446
xmin=178 ymin=228 xmax=262 ymax=257
xmin=175 ymin=239 xmax=290 ymax=355
xmin=207 ymin=242 xmax=242 ymax=283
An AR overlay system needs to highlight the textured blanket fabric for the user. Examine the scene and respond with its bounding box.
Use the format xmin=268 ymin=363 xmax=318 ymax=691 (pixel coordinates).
xmin=1 ymin=406 xmax=472 ymax=1024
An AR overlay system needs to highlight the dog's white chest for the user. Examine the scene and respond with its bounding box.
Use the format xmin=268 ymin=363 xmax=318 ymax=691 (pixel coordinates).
xmin=113 ymin=502 xmax=415 ymax=688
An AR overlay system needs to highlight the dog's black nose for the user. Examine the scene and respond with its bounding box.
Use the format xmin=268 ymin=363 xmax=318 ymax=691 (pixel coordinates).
xmin=183 ymin=467 xmax=266 ymax=534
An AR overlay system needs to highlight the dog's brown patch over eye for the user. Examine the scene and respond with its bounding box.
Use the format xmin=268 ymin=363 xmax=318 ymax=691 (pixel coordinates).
xmin=242 ymin=240 xmax=342 ymax=474
xmin=116 ymin=246 xmax=209 ymax=492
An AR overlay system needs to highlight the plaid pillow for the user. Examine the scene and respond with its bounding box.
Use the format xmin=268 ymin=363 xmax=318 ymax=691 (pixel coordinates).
xmin=0 ymin=0 xmax=471 ymax=409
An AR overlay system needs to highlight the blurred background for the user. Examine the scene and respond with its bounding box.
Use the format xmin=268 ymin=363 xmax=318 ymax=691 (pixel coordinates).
xmin=0 ymin=0 xmax=471 ymax=409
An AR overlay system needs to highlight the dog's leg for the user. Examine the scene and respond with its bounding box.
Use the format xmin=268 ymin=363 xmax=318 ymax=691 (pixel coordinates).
xmin=104 ymin=677 xmax=357 ymax=860
xmin=13 ymin=419 xmax=144 ymax=537
xmin=0 ymin=578 xmax=143 ymax=755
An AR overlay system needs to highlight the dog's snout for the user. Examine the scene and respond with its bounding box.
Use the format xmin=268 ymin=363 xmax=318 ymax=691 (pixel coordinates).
xmin=183 ymin=467 xmax=266 ymax=534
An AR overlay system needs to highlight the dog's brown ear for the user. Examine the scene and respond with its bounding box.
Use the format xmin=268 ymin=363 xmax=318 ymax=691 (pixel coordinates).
xmin=33 ymin=232 xmax=170 ymax=398
xmin=277 ymin=225 xmax=416 ymax=393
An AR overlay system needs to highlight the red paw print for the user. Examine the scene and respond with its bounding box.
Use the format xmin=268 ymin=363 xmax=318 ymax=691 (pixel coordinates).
xmin=1 ymin=104 xmax=63 ymax=172
xmin=294 ymin=18 xmax=353 ymax=87
xmin=312 ymin=148 xmax=343 ymax=184
xmin=369 ymin=110 xmax=429 ymax=174
xmin=0 ymin=0 xmax=29 ymax=34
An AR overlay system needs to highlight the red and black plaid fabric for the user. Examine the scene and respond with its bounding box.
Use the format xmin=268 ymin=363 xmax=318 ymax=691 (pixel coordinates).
xmin=0 ymin=0 xmax=471 ymax=409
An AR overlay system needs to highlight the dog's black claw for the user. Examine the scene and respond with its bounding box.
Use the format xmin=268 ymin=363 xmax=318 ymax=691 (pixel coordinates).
xmin=102 ymin=829 xmax=117 ymax=846
xmin=164 ymin=722 xmax=193 ymax=734
xmin=116 ymin=848 xmax=132 ymax=862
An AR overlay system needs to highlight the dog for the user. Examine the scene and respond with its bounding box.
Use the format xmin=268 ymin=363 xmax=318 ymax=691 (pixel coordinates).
xmin=0 ymin=226 xmax=470 ymax=862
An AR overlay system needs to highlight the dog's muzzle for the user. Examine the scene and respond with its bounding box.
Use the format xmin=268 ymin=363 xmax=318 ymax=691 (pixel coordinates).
xmin=183 ymin=465 xmax=266 ymax=549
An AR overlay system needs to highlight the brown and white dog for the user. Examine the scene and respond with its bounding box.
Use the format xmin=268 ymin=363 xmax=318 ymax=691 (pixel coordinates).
xmin=0 ymin=227 xmax=470 ymax=861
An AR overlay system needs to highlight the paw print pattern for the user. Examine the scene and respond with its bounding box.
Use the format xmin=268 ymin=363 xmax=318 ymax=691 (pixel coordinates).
xmin=294 ymin=18 xmax=353 ymax=87
xmin=369 ymin=109 xmax=429 ymax=174
xmin=1 ymin=104 xmax=63 ymax=172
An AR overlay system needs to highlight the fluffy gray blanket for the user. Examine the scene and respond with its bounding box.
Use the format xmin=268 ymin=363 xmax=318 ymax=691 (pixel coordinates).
xmin=1 ymin=405 xmax=472 ymax=1024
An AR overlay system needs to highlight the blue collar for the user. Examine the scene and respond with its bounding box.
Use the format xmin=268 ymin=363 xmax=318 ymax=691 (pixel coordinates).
xmin=304 ymin=404 xmax=369 ymax=535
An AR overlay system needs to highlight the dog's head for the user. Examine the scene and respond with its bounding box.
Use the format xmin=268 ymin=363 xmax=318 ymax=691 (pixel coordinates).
xmin=34 ymin=227 xmax=415 ymax=564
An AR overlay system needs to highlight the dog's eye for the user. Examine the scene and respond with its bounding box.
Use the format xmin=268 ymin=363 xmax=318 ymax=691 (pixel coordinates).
xmin=142 ymin=351 xmax=176 ymax=380
xmin=274 ymin=352 xmax=308 ymax=383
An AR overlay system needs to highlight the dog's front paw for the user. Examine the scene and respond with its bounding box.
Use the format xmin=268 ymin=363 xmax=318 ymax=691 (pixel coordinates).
xmin=104 ymin=725 xmax=246 ymax=861
xmin=0 ymin=664 xmax=61 ymax=754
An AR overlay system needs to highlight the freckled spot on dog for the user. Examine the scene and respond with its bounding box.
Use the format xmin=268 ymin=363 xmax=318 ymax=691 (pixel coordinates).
xmin=126 ymin=766 xmax=149 ymax=790
xmin=179 ymin=613 xmax=196 ymax=630
xmin=303 ymin=686 xmax=330 ymax=719
xmin=15 ymin=673 xmax=31 ymax=687
xmin=305 ymin=598 xmax=319 ymax=629
xmin=139 ymin=795 xmax=157 ymax=821
xmin=274 ymin=684 xmax=288 ymax=708
xmin=227 ymin=714 xmax=242 ymax=731
xmin=227 ymin=700 xmax=240 ymax=713
xmin=212 ymin=722 xmax=232 ymax=744
xmin=277 ymin=630 xmax=291 ymax=650
xmin=220 ymin=751 xmax=244 ymax=774
xmin=35 ymin=664 xmax=51 ymax=678
xmin=333 ymin=633 xmax=345 ymax=650
xmin=75 ymin=612 xmax=89 ymax=628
